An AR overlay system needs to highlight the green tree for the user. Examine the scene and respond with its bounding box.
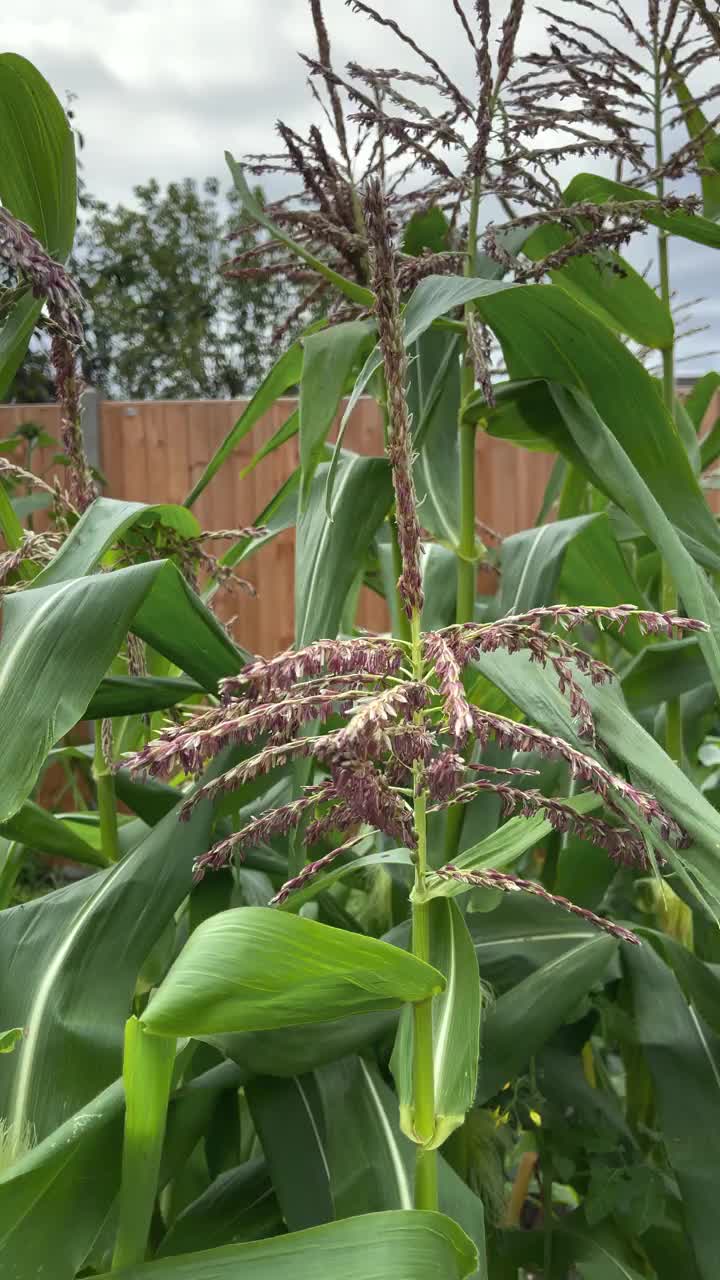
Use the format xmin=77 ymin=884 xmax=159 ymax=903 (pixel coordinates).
xmin=72 ymin=177 xmax=288 ymax=399
xmin=4 ymin=176 xmax=290 ymax=402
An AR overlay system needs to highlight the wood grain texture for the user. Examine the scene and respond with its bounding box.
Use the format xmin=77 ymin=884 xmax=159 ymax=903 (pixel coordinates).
xmin=14 ymin=390 xmax=719 ymax=655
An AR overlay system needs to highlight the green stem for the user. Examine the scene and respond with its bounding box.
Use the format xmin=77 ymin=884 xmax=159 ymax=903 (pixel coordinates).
xmin=410 ymin=609 xmax=438 ymax=1210
xmin=112 ymin=1017 xmax=176 ymax=1270
xmin=653 ymin=39 xmax=683 ymax=767
xmin=390 ymin=519 xmax=413 ymax=643
xmin=94 ymin=720 xmax=121 ymax=863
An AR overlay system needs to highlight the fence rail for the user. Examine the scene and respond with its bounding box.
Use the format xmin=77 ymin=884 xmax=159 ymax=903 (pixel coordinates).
xmin=8 ymin=391 xmax=716 ymax=655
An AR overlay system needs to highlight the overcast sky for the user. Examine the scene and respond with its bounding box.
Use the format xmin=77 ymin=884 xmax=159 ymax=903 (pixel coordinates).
xmin=5 ymin=0 xmax=719 ymax=375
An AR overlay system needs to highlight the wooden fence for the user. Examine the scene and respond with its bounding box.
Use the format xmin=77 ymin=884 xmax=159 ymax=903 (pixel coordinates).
xmin=0 ymin=392 xmax=651 ymax=654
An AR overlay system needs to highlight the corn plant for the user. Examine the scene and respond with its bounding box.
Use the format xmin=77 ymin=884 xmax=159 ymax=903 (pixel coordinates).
xmin=4 ymin=4 xmax=720 ymax=1278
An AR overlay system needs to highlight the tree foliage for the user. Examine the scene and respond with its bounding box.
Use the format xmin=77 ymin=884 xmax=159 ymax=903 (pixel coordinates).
xmin=5 ymin=177 xmax=291 ymax=402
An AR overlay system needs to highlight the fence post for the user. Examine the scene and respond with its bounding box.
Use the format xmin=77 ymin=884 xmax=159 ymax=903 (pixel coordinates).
xmin=80 ymin=386 xmax=101 ymax=471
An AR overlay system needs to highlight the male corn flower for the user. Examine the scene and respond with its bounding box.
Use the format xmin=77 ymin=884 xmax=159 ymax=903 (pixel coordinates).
xmin=0 ymin=206 xmax=95 ymax=511
xmin=125 ymin=601 xmax=704 ymax=942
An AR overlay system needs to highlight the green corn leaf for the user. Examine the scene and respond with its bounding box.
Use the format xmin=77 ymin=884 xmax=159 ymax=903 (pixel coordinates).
xmin=226 ymin=154 xmax=374 ymax=308
xmin=158 ymin=1060 xmax=247 ymax=1194
xmin=100 ymin=1209 xmax=477 ymax=1279
xmin=140 ymin=907 xmax=445 ymax=1038
xmin=622 ymin=640 xmax=709 ymax=712
xmin=564 ymin=172 xmax=720 ymax=248
xmin=700 ymin=416 xmax=720 ymax=471
xmin=314 ymin=1055 xmax=487 ymax=1279
xmin=0 ymin=53 xmax=76 ymax=257
xmin=471 ymin=646 xmax=720 ymax=916
xmin=239 ymin=408 xmax=298 ymax=478
xmin=0 ymin=799 xmax=109 ymax=868
xmin=55 ymin=811 xmax=150 ymax=860
xmin=624 ymin=941 xmax=720 ymax=1280
xmin=0 ymin=293 xmax=44 ymax=403
xmin=403 ymin=206 xmax=450 ymax=256
xmin=686 ymin=371 xmax=720 ymax=433
xmin=640 ymin=930 xmax=720 ymax=1041
xmin=496 ymin=1214 xmax=648 ymax=1279
xmin=471 ymin=378 xmax=558 ymax=452
xmin=558 ymin=516 xmax=648 ymax=639
xmin=535 ymin=455 xmax=567 ymax=525
xmin=245 ymin=1075 xmax=334 ymax=1231
xmin=522 ymin=222 xmax=674 ymax=348
xmin=317 ymin=1055 xmax=417 ymax=1212
xmin=464 ymin=893 xmax=613 ymax=994
xmin=391 ymin=899 xmax=481 ymax=1149
xmin=469 ymin=290 xmax=720 ymax=570
xmin=220 ymin=893 xmax=611 ymax=1090
xmin=112 ymin=771 xmax=178 ymax=825
xmin=419 ymin=543 xmax=459 ymax=630
xmin=500 ymin=505 xmax=649 ymax=648
xmin=643 ymin=1224 xmax=703 ymax=1280
xmin=0 ymin=794 xmax=213 ymax=1141
xmin=0 ymin=53 xmax=77 ymax=394
xmin=184 ymin=341 xmax=303 ymax=508
xmin=420 ymin=794 xmax=602 ymax=906
xmin=295 ymin=455 xmax=393 ymax=644
xmin=498 ymin=515 xmax=599 ymax=615
xmin=548 ymin=385 xmax=720 ymax=692
xmin=475 ymin=380 xmax=720 ymax=692
xmin=0 ymin=478 xmax=30 ymax=571
xmin=554 ymin=833 xmax=624 ymax=914
xmin=207 ymin=1008 xmax=401 ymax=1082
xmin=85 ymin=675 xmax=204 ymax=719
xmin=556 ymin=461 xmax=590 ymax=520
xmin=0 ymin=840 xmax=24 ymax=910
xmin=0 ymin=1029 xmax=22 ymax=1055
xmin=413 ymin=332 xmax=462 ymax=452
xmin=410 ymin=329 xmax=463 ymax=547
xmin=346 ymin=274 xmax=720 ymax=573
xmin=537 ymin=1039 xmax=633 ymax=1144
xmin=675 ymin=394 xmax=702 ymax=473
xmin=497 ymin=512 xmax=646 ymax=626
xmin=0 ymin=559 xmax=240 ymax=820
xmin=156 ymin=1159 xmax=283 ymax=1257
xmin=475 ymin=935 xmax=617 ymax=1103
xmin=34 ymin=496 xmax=201 ymax=586
xmin=665 ymin=57 xmax=720 ymax=220
xmin=299 ymin=319 xmax=376 ymax=505
xmin=0 ymin=1063 xmax=249 ymax=1280
xmin=0 ymin=1078 xmax=125 ymax=1280
xmin=276 ymin=849 xmax=413 ymax=914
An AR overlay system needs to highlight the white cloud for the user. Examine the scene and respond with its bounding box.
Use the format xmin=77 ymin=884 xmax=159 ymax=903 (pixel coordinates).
xmin=5 ymin=0 xmax=718 ymax=371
